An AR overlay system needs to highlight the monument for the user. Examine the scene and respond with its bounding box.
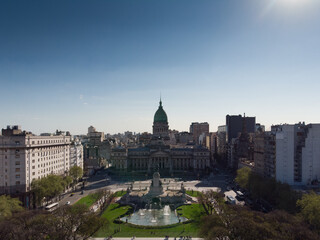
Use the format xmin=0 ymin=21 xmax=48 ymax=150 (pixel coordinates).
xmin=119 ymin=172 xmax=189 ymax=226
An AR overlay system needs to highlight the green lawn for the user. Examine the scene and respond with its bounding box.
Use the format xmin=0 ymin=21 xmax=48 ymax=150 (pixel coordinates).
xmin=94 ymin=203 xmax=206 ymax=238
xmin=75 ymin=192 xmax=102 ymax=208
xmin=113 ymin=191 xmax=127 ymax=197
xmin=186 ymin=190 xmax=202 ymax=198
xmin=177 ymin=204 xmax=206 ymax=220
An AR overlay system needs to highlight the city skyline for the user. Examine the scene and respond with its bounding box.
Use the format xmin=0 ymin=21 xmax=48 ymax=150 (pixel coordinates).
xmin=1 ymin=0 xmax=320 ymax=134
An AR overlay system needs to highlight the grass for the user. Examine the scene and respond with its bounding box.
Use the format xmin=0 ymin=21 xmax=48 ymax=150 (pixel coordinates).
xmin=186 ymin=190 xmax=202 ymax=198
xmin=94 ymin=203 xmax=206 ymax=238
xmin=75 ymin=192 xmax=102 ymax=208
xmin=177 ymin=204 xmax=206 ymax=220
xmin=113 ymin=191 xmax=127 ymax=197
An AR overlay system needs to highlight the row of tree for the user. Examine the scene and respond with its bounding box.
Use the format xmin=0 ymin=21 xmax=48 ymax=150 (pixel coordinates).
xmin=0 ymin=204 xmax=106 ymax=240
xmin=200 ymin=205 xmax=320 ymax=240
xmin=31 ymin=166 xmax=83 ymax=205
xmin=235 ymin=167 xmax=299 ymax=213
xmin=235 ymin=167 xmax=320 ymax=234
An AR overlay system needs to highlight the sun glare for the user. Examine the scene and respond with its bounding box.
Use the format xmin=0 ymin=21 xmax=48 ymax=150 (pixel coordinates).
xmin=280 ymin=0 xmax=309 ymax=7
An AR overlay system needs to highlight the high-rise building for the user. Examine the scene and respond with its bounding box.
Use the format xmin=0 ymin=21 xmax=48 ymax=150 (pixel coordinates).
xmin=226 ymin=114 xmax=255 ymax=143
xmin=0 ymin=126 xmax=71 ymax=194
xmin=189 ymin=122 xmax=209 ymax=145
xmin=275 ymin=123 xmax=320 ymax=186
xmin=254 ymin=131 xmax=276 ymax=179
xmin=87 ymin=126 xmax=104 ymax=145
xmin=217 ymin=125 xmax=227 ymax=163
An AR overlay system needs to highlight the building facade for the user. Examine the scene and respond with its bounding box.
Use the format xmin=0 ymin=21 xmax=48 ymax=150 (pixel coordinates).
xmin=69 ymin=138 xmax=84 ymax=169
xmin=254 ymin=131 xmax=276 ymax=179
xmin=226 ymin=114 xmax=255 ymax=143
xmin=110 ymin=100 xmax=211 ymax=174
xmin=190 ymin=122 xmax=209 ymax=144
xmin=0 ymin=126 xmax=71 ymax=194
xmin=153 ymin=100 xmax=169 ymax=139
xmin=275 ymin=123 xmax=320 ymax=186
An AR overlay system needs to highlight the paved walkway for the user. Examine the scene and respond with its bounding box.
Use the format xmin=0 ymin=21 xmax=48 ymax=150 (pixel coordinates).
xmin=91 ymin=238 xmax=203 ymax=240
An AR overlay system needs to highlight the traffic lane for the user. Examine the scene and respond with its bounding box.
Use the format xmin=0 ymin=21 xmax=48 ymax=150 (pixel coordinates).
xmin=224 ymin=190 xmax=245 ymax=206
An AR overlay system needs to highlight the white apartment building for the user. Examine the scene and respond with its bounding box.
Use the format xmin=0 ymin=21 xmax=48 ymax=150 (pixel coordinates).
xmin=301 ymin=124 xmax=320 ymax=185
xmin=70 ymin=138 xmax=84 ymax=169
xmin=0 ymin=126 xmax=71 ymax=194
xmin=275 ymin=125 xmax=295 ymax=185
xmin=275 ymin=123 xmax=320 ymax=186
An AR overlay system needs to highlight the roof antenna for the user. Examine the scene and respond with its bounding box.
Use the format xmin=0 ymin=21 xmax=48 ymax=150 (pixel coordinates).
xmin=160 ymin=92 xmax=162 ymax=106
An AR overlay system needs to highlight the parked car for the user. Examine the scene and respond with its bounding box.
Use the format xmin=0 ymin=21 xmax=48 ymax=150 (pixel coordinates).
xmin=66 ymin=201 xmax=71 ymax=205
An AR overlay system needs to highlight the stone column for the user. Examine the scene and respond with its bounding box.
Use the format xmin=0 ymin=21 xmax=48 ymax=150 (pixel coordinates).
xmin=148 ymin=158 xmax=152 ymax=173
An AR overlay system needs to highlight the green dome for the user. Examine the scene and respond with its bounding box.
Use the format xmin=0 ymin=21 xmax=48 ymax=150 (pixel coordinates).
xmin=154 ymin=100 xmax=168 ymax=123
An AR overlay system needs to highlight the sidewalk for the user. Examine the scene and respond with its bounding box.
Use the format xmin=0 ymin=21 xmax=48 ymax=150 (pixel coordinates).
xmin=91 ymin=238 xmax=203 ymax=240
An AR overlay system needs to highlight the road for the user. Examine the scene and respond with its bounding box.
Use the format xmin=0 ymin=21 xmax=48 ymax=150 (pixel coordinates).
xmin=58 ymin=168 xmax=235 ymax=206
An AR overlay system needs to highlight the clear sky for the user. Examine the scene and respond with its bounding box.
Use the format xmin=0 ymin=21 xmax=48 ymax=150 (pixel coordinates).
xmin=1 ymin=0 xmax=320 ymax=135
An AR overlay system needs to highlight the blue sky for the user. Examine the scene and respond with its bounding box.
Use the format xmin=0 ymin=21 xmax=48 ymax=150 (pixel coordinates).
xmin=1 ymin=0 xmax=320 ymax=134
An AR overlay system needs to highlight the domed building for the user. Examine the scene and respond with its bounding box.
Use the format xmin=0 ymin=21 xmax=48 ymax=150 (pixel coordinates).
xmin=110 ymin=99 xmax=211 ymax=174
xmin=153 ymin=99 xmax=169 ymax=138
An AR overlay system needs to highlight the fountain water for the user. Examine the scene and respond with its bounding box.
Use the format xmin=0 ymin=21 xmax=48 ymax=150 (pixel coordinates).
xmin=163 ymin=205 xmax=171 ymax=216
xmin=138 ymin=209 xmax=145 ymax=216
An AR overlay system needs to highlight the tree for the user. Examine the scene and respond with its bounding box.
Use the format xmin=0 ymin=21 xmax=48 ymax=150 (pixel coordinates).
xmin=200 ymin=205 xmax=320 ymax=240
xmin=63 ymin=175 xmax=73 ymax=189
xmin=235 ymin=167 xmax=299 ymax=213
xmin=51 ymin=204 xmax=107 ymax=240
xmin=69 ymin=166 xmax=83 ymax=183
xmin=0 ymin=210 xmax=50 ymax=240
xmin=198 ymin=190 xmax=225 ymax=216
xmin=235 ymin=167 xmax=251 ymax=189
xmin=31 ymin=174 xmax=66 ymax=205
xmin=297 ymin=191 xmax=320 ymax=233
xmin=0 ymin=195 xmax=24 ymax=220
xmin=0 ymin=205 xmax=107 ymax=240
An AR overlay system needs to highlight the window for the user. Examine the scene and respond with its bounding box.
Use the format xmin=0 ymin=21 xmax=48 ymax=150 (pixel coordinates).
xmin=16 ymin=175 xmax=20 ymax=179
xmin=15 ymin=141 xmax=20 ymax=145
xmin=15 ymin=161 xmax=20 ymax=165
xmin=15 ymin=168 xmax=20 ymax=172
xmin=32 ymin=172 xmax=35 ymax=176
xmin=16 ymin=181 xmax=20 ymax=185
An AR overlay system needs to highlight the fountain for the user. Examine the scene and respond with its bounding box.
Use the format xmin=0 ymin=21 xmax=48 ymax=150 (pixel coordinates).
xmin=121 ymin=205 xmax=187 ymax=226
xmin=163 ymin=205 xmax=171 ymax=216
xmin=138 ymin=209 xmax=145 ymax=216
xmin=119 ymin=172 xmax=189 ymax=226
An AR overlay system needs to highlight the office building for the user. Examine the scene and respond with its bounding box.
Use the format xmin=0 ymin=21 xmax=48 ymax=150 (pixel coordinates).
xmin=0 ymin=126 xmax=71 ymax=194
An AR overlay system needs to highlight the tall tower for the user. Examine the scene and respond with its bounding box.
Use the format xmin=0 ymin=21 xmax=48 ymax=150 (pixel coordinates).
xmin=153 ymin=99 xmax=169 ymax=138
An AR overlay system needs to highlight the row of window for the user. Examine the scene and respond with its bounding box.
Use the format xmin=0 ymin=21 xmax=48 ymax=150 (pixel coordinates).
xmin=31 ymin=139 xmax=68 ymax=144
